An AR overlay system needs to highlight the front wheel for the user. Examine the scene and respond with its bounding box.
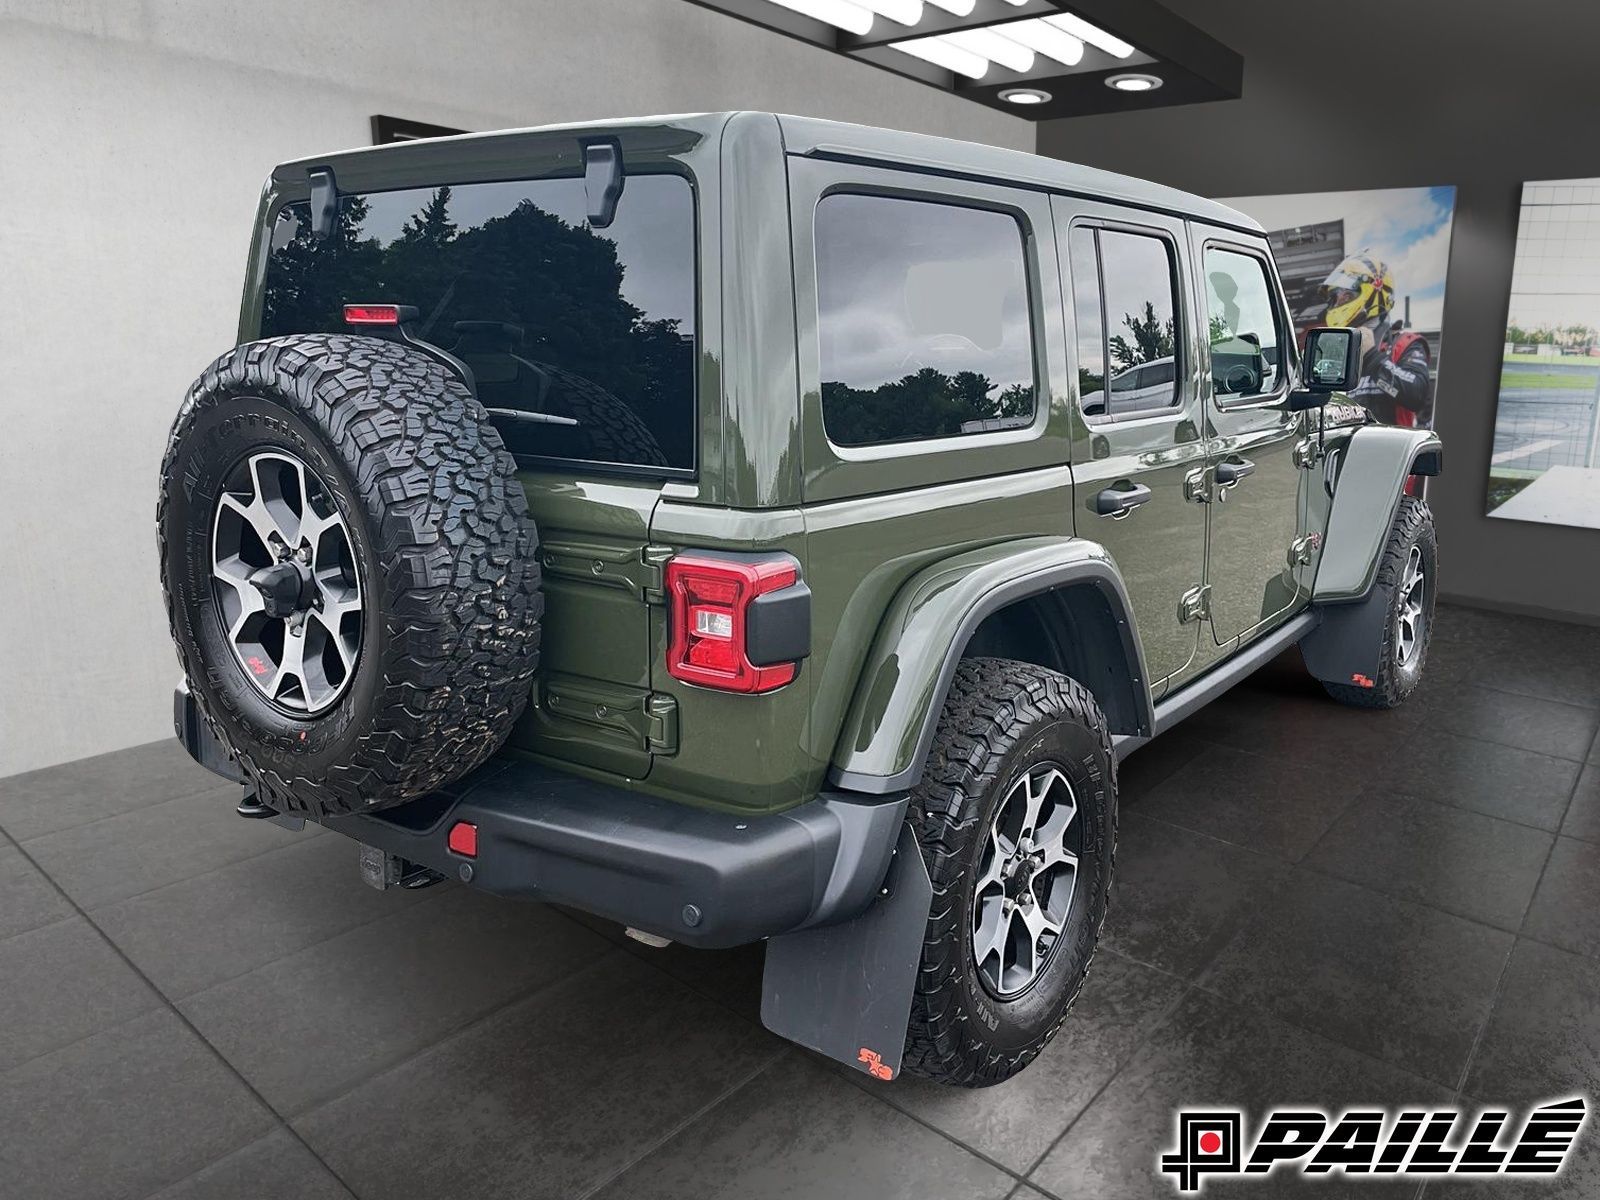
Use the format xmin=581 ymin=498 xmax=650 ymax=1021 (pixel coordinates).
xmin=1322 ymin=495 xmax=1437 ymax=709
xmin=902 ymin=658 xmax=1116 ymax=1087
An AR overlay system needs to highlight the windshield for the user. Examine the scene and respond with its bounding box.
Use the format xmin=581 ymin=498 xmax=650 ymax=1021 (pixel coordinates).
xmin=260 ymin=173 xmax=697 ymax=472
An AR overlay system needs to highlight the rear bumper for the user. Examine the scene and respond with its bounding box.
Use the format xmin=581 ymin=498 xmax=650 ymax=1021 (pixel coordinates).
xmin=173 ymin=685 xmax=906 ymax=949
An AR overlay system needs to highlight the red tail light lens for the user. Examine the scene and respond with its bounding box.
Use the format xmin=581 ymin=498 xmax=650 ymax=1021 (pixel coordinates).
xmin=343 ymin=304 xmax=404 ymax=325
xmin=665 ymin=555 xmax=798 ymax=693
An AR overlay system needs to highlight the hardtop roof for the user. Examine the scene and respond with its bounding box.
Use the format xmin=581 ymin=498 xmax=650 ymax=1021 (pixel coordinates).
xmin=272 ymin=111 xmax=1261 ymax=234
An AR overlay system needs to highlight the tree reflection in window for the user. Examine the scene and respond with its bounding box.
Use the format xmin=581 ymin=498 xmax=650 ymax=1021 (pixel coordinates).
xmin=816 ymin=194 xmax=1036 ymax=448
xmin=262 ymin=175 xmax=696 ymax=470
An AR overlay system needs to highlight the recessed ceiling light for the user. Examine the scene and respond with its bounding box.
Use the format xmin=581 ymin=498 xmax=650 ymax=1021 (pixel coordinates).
xmin=998 ymin=87 xmax=1052 ymax=106
xmin=1106 ymin=72 xmax=1162 ymax=92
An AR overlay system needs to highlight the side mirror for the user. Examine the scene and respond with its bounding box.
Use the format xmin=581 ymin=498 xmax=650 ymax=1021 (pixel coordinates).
xmin=1301 ymin=327 xmax=1361 ymax=391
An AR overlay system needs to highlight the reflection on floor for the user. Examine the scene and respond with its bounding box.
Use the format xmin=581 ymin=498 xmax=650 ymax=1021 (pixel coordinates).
xmin=1 ymin=604 xmax=1597 ymax=1199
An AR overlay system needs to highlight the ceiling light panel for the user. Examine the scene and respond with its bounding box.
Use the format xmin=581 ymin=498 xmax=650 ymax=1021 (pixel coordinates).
xmin=683 ymin=0 xmax=1241 ymax=120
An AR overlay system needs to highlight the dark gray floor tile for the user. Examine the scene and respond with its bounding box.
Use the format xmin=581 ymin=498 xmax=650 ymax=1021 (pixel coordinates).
xmin=1460 ymin=631 xmax=1600 ymax=709
xmin=297 ymin=953 xmax=782 ymax=1200
xmin=147 ymin=1129 xmax=351 ymax=1200
xmin=22 ymin=786 xmax=310 ymax=910
xmin=1373 ymin=730 xmax=1581 ymax=831
xmin=0 ymin=842 xmax=73 ymax=940
xmin=1031 ymin=989 xmax=1447 ymax=1199
xmin=1305 ymin=792 xmax=1554 ymax=930
xmin=869 ymin=951 xmax=1185 ymax=1172
xmin=1464 ymin=939 xmax=1600 ymax=1105
xmin=1103 ymin=812 xmax=1294 ymax=978
xmin=1132 ymin=743 xmax=1362 ymax=861
xmin=94 ymin=832 xmax=436 ymax=998
xmin=1118 ymin=730 xmax=1211 ymax=802
xmin=180 ymin=887 xmax=614 ymax=1114
xmin=1197 ymin=870 xmax=1512 ymax=1088
xmin=0 ymin=739 xmax=224 ymax=842
xmin=0 ymin=917 xmax=161 ymax=1071
xmin=1562 ymin=764 xmax=1600 ymax=843
xmin=1522 ymin=837 xmax=1600 ymax=959
xmin=1420 ymin=684 xmax=1598 ymax=762
xmin=591 ymin=1053 xmax=1016 ymax=1200
xmin=0 ymin=1008 xmax=273 ymax=1200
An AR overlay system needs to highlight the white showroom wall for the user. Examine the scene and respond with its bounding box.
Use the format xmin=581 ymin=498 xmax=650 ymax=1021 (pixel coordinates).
xmin=0 ymin=0 xmax=1030 ymax=776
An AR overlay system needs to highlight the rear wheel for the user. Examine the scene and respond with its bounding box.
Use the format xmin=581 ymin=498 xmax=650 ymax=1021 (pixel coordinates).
xmin=1322 ymin=496 xmax=1436 ymax=709
xmin=902 ymin=658 xmax=1115 ymax=1087
xmin=159 ymin=334 xmax=544 ymax=818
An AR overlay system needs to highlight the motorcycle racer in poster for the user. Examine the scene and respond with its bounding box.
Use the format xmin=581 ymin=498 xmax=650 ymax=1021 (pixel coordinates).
xmin=1319 ymin=252 xmax=1436 ymax=428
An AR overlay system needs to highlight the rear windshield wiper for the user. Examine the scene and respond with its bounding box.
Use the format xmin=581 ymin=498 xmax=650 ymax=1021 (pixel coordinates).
xmin=486 ymin=409 xmax=578 ymax=427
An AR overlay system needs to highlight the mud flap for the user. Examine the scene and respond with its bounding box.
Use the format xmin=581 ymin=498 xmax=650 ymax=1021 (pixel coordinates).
xmin=760 ymin=822 xmax=932 ymax=1081
xmin=1300 ymin=590 xmax=1387 ymax=690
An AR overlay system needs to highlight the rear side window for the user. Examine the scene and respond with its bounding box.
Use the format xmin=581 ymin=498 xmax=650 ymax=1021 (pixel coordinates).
xmin=261 ymin=174 xmax=697 ymax=473
xmin=1204 ymin=246 xmax=1286 ymax=403
xmin=1069 ymin=226 xmax=1183 ymax=421
xmin=815 ymin=194 xmax=1037 ymax=448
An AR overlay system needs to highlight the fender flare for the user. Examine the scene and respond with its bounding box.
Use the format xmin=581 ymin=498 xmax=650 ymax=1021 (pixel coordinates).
xmin=1313 ymin=425 xmax=1442 ymax=604
xmin=827 ymin=537 xmax=1152 ymax=795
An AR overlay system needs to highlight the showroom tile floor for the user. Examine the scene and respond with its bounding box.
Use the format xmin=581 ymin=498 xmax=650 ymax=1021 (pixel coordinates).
xmin=1 ymin=603 xmax=1597 ymax=1199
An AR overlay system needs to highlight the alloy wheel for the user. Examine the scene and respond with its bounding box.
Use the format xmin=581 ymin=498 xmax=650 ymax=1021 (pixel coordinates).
xmin=210 ymin=451 xmax=363 ymax=714
xmin=971 ymin=763 xmax=1083 ymax=998
xmin=1396 ymin=544 xmax=1426 ymax=670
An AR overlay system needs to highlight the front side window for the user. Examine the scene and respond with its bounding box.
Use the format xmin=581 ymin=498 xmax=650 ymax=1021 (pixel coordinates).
xmin=1204 ymin=247 xmax=1286 ymax=403
xmin=815 ymin=194 xmax=1037 ymax=448
xmin=1070 ymin=226 xmax=1183 ymax=421
xmin=261 ymin=173 xmax=697 ymax=472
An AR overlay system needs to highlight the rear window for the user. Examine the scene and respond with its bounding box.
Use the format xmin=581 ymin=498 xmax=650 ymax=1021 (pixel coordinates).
xmin=815 ymin=193 xmax=1037 ymax=448
xmin=261 ymin=173 xmax=697 ymax=473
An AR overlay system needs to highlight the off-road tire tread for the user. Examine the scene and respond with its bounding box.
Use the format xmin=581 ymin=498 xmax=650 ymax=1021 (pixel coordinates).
xmin=533 ymin=361 xmax=668 ymax=468
xmin=902 ymin=657 xmax=1116 ymax=1087
xmin=158 ymin=334 xmax=543 ymax=818
xmin=1322 ymin=495 xmax=1435 ymax=709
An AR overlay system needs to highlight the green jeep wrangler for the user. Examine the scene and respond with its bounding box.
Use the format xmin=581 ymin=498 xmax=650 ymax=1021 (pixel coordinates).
xmin=162 ymin=112 xmax=1442 ymax=1087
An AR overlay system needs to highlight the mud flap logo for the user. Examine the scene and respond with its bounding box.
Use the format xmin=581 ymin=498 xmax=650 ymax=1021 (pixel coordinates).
xmin=856 ymin=1048 xmax=893 ymax=1080
xmin=1161 ymin=1098 xmax=1587 ymax=1192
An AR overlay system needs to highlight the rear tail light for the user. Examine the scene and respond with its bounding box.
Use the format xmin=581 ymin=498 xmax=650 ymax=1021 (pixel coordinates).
xmin=665 ymin=554 xmax=807 ymax=694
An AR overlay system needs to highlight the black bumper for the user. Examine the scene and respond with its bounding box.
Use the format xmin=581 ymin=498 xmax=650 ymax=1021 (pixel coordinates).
xmin=173 ymin=686 xmax=906 ymax=949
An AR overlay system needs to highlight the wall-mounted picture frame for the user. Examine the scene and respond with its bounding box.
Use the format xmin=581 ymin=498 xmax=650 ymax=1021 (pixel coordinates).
xmin=1485 ymin=177 xmax=1600 ymax=530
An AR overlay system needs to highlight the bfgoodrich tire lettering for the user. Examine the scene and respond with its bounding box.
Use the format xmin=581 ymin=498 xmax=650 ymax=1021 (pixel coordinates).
xmin=903 ymin=657 xmax=1116 ymax=1087
xmin=158 ymin=335 xmax=543 ymax=818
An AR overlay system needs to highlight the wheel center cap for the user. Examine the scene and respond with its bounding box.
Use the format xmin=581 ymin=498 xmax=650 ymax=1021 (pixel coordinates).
xmin=248 ymin=561 xmax=310 ymax=619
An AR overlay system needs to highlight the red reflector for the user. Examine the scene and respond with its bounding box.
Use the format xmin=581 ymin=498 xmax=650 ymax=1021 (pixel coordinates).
xmin=343 ymin=304 xmax=403 ymax=325
xmin=665 ymin=555 xmax=798 ymax=694
xmin=447 ymin=821 xmax=478 ymax=857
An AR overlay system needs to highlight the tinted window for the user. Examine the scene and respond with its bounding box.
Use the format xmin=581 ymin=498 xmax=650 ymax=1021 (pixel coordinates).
xmin=816 ymin=194 xmax=1036 ymax=447
xmin=1071 ymin=227 xmax=1182 ymax=421
xmin=261 ymin=174 xmax=696 ymax=471
xmin=1204 ymin=247 xmax=1285 ymax=402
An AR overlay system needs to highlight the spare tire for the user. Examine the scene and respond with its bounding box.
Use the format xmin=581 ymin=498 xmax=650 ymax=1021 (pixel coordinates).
xmin=158 ymin=334 xmax=543 ymax=819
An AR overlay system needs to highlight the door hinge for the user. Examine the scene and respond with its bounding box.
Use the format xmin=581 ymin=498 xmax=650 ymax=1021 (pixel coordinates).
xmin=1178 ymin=583 xmax=1211 ymax=624
xmin=1183 ymin=466 xmax=1211 ymax=504
xmin=1288 ymin=533 xmax=1322 ymax=567
xmin=1293 ymin=437 xmax=1324 ymax=470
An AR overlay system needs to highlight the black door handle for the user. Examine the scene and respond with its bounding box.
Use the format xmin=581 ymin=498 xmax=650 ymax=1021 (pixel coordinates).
xmin=1215 ymin=458 xmax=1256 ymax=486
xmin=1093 ymin=482 xmax=1153 ymax=518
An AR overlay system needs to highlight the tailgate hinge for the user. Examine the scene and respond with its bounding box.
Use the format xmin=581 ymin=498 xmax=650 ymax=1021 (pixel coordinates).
xmin=642 ymin=544 xmax=674 ymax=605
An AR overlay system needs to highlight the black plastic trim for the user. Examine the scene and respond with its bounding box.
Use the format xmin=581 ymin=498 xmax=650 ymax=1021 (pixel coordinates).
xmin=747 ymin=580 xmax=812 ymax=666
xmin=173 ymin=687 xmax=902 ymax=950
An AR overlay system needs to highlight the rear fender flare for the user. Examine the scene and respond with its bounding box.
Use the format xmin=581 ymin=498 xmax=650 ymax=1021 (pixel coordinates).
xmin=1314 ymin=425 xmax=1442 ymax=603
xmin=827 ymin=537 xmax=1152 ymax=794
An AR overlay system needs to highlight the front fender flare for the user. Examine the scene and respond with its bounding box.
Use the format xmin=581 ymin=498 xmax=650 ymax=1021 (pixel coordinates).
xmin=1315 ymin=425 xmax=1443 ymax=603
xmin=827 ymin=537 xmax=1152 ymax=794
